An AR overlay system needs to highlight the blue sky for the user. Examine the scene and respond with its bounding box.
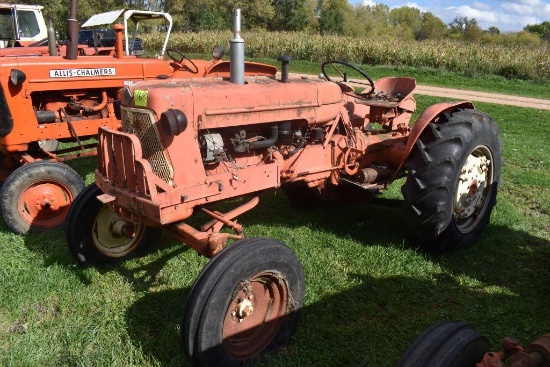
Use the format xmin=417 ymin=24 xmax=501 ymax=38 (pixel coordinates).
xmin=348 ymin=0 xmax=550 ymax=32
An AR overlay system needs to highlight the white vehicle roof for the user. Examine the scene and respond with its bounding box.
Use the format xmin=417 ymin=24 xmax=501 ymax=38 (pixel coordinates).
xmin=81 ymin=9 xmax=172 ymax=57
xmin=0 ymin=3 xmax=44 ymax=11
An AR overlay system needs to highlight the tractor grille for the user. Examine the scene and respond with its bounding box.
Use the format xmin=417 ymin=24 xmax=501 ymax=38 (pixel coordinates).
xmin=121 ymin=107 xmax=174 ymax=185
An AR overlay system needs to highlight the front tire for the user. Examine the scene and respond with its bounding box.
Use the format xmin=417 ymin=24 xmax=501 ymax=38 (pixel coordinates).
xmin=182 ymin=238 xmax=305 ymax=367
xmin=0 ymin=161 xmax=85 ymax=234
xmin=397 ymin=321 xmax=489 ymax=367
xmin=66 ymin=184 xmax=159 ymax=264
xmin=402 ymin=109 xmax=502 ymax=252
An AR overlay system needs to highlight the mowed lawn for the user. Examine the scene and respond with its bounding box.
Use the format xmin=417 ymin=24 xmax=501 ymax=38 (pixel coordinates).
xmin=1 ymin=92 xmax=549 ymax=365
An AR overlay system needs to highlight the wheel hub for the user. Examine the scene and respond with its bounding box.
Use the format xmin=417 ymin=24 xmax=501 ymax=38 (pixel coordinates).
xmin=20 ymin=181 xmax=72 ymax=227
xmin=455 ymin=154 xmax=490 ymax=220
xmin=223 ymin=273 xmax=288 ymax=359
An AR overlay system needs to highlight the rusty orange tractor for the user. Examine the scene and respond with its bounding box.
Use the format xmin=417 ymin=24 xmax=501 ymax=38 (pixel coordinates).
xmin=0 ymin=1 xmax=276 ymax=234
xmin=65 ymin=9 xmax=502 ymax=366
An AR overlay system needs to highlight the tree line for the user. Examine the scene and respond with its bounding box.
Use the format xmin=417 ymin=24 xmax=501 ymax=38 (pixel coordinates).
xmin=5 ymin=0 xmax=550 ymax=44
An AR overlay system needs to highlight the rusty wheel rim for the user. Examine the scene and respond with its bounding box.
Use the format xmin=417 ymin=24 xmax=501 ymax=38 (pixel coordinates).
xmin=222 ymin=271 xmax=289 ymax=360
xmin=18 ymin=180 xmax=74 ymax=229
xmin=92 ymin=205 xmax=145 ymax=258
xmin=454 ymin=145 xmax=494 ymax=233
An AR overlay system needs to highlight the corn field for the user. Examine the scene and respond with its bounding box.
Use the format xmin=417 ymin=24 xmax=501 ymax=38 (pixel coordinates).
xmin=144 ymin=30 xmax=550 ymax=81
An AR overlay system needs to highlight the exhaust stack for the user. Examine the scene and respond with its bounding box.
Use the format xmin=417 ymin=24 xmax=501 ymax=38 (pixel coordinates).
xmin=47 ymin=19 xmax=56 ymax=56
xmin=65 ymin=0 xmax=79 ymax=60
xmin=229 ymin=9 xmax=244 ymax=85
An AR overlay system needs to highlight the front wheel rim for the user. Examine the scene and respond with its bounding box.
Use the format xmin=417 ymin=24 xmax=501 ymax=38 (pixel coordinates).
xmin=454 ymin=145 xmax=494 ymax=233
xmin=222 ymin=271 xmax=289 ymax=360
xmin=92 ymin=205 xmax=145 ymax=257
xmin=18 ymin=180 xmax=74 ymax=229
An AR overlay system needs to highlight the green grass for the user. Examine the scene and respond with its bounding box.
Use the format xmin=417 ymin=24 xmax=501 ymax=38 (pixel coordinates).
xmin=1 ymin=87 xmax=549 ymax=365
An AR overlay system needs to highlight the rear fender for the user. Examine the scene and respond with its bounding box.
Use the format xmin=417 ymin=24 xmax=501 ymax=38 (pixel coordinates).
xmin=392 ymin=101 xmax=474 ymax=181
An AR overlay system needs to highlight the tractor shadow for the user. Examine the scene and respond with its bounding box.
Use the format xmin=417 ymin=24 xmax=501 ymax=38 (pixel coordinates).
xmin=9 ymin=187 xmax=549 ymax=366
xmin=122 ymin=192 xmax=549 ymax=366
xmin=125 ymin=245 xmax=549 ymax=367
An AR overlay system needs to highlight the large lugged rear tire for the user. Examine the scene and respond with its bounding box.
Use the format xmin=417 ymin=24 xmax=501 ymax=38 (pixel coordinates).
xmin=401 ymin=109 xmax=502 ymax=252
xmin=0 ymin=161 xmax=85 ymax=234
xmin=396 ymin=321 xmax=489 ymax=367
xmin=182 ymin=238 xmax=305 ymax=367
xmin=66 ymin=184 xmax=160 ymax=265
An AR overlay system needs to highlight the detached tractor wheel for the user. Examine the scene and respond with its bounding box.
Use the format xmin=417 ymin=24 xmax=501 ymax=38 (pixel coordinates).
xmin=0 ymin=161 xmax=85 ymax=234
xmin=66 ymin=184 xmax=160 ymax=264
xmin=401 ymin=109 xmax=502 ymax=252
xmin=397 ymin=321 xmax=489 ymax=367
xmin=182 ymin=238 xmax=305 ymax=367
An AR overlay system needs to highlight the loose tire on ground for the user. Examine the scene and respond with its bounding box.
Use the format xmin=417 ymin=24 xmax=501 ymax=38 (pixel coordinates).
xmin=401 ymin=109 xmax=502 ymax=252
xmin=397 ymin=321 xmax=489 ymax=367
xmin=66 ymin=184 xmax=160 ymax=264
xmin=0 ymin=161 xmax=85 ymax=234
xmin=182 ymin=238 xmax=305 ymax=367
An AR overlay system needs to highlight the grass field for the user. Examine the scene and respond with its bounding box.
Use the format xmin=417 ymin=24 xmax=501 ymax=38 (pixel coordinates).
xmin=1 ymin=74 xmax=549 ymax=365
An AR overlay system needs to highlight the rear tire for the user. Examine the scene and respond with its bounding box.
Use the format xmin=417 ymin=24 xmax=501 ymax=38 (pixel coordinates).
xmin=66 ymin=184 xmax=160 ymax=264
xmin=401 ymin=109 xmax=502 ymax=252
xmin=182 ymin=238 xmax=305 ymax=367
xmin=397 ymin=321 xmax=489 ymax=367
xmin=0 ymin=161 xmax=85 ymax=234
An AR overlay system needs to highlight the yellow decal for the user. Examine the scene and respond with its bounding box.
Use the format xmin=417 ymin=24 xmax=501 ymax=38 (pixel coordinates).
xmin=134 ymin=90 xmax=148 ymax=107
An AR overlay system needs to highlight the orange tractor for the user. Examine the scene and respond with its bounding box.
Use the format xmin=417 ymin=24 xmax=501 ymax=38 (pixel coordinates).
xmin=66 ymin=9 xmax=502 ymax=366
xmin=0 ymin=1 xmax=276 ymax=234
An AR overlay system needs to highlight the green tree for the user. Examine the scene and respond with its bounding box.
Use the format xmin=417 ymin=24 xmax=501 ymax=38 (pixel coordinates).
xmin=318 ymin=0 xmax=354 ymax=35
xmin=416 ymin=12 xmax=446 ymax=40
xmin=389 ymin=6 xmax=421 ymax=39
xmin=271 ymin=0 xmax=317 ymax=32
xmin=486 ymin=26 xmax=500 ymax=35
xmin=221 ymin=0 xmax=274 ymax=30
xmin=449 ymin=16 xmax=483 ymax=41
xmin=524 ymin=20 xmax=550 ymax=40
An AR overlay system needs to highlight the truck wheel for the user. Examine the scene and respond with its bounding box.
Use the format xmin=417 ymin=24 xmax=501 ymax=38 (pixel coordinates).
xmin=401 ymin=109 xmax=502 ymax=252
xmin=0 ymin=161 xmax=85 ymax=234
xmin=396 ymin=321 xmax=489 ymax=367
xmin=182 ymin=238 xmax=305 ymax=367
xmin=66 ymin=184 xmax=160 ymax=264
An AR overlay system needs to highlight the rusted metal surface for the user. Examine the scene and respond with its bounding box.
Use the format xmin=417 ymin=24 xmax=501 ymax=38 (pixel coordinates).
xmin=477 ymin=335 xmax=550 ymax=367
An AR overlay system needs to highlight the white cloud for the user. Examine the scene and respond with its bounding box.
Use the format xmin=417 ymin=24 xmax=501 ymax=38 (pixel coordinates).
xmin=445 ymin=5 xmax=500 ymax=23
xmin=404 ymin=2 xmax=428 ymax=12
xmin=501 ymin=3 xmax=536 ymax=15
xmin=362 ymin=0 xmax=377 ymax=6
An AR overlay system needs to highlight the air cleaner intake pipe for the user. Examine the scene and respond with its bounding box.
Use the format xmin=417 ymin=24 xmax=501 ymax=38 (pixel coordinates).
xmin=230 ymin=9 xmax=244 ymax=85
xmin=65 ymin=0 xmax=79 ymax=60
xmin=47 ymin=19 xmax=56 ymax=56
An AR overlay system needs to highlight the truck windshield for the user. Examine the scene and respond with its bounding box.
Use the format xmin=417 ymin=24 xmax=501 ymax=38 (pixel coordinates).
xmin=16 ymin=10 xmax=40 ymax=38
xmin=0 ymin=9 xmax=16 ymax=40
xmin=0 ymin=9 xmax=40 ymax=40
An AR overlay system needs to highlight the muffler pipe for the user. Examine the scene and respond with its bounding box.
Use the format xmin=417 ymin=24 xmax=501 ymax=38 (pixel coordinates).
xmin=47 ymin=19 xmax=56 ymax=56
xmin=65 ymin=0 xmax=79 ymax=60
xmin=229 ymin=9 xmax=244 ymax=85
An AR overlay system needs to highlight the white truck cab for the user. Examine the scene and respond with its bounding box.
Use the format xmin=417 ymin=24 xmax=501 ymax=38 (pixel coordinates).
xmin=0 ymin=3 xmax=48 ymax=47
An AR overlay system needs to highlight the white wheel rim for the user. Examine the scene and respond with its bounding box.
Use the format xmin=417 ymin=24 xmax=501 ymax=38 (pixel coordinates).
xmin=454 ymin=145 xmax=494 ymax=233
xmin=92 ymin=205 xmax=144 ymax=257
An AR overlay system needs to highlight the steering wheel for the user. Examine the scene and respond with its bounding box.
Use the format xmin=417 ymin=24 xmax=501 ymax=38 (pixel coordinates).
xmin=321 ymin=60 xmax=375 ymax=95
xmin=166 ymin=49 xmax=199 ymax=74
